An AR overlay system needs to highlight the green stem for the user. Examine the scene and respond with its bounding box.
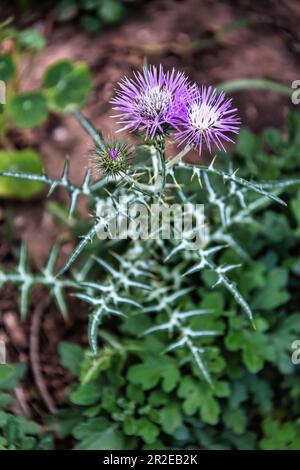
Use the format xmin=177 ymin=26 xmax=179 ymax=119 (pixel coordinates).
xmin=217 ymin=78 xmax=291 ymax=96
xmin=72 ymin=110 xmax=106 ymax=152
xmin=177 ymin=161 xmax=287 ymax=206
xmin=124 ymin=174 xmax=154 ymax=197
xmin=124 ymin=138 xmax=167 ymax=197
xmin=166 ymin=145 xmax=192 ymax=169
xmin=154 ymin=136 xmax=166 ymax=195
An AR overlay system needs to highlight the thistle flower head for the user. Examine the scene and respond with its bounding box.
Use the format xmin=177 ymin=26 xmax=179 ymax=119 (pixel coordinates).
xmin=174 ymin=85 xmax=240 ymax=153
xmin=91 ymin=142 xmax=131 ymax=177
xmin=111 ymin=65 xmax=191 ymax=139
xmin=108 ymin=149 xmax=118 ymax=159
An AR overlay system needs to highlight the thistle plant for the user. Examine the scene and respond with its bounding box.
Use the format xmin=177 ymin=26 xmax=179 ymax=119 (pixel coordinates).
xmin=1 ymin=64 xmax=298 ymax=384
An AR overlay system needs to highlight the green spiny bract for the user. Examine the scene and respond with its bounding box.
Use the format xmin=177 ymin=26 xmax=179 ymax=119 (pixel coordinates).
xmin=91 ymin=141 xmax=132 ymax=177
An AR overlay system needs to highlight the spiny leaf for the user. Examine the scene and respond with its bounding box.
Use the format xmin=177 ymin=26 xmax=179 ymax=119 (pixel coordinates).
xmin=57 ymin=222 xmax=100 ymax=277
xmin=0 ymin=162 xmax=99 ymax=217
xmin=177 ymin=162 xmax=289 ymax=206
xmin=73 ymin=110 xmax=105 ymax=152
xmin=0 ymin=243 xmax=85 ymax=318
xmin=207 ymin=259 xmax=254 ymax=324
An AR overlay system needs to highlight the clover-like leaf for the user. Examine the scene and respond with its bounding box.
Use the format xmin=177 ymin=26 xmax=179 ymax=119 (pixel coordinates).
xmin=59 ymin=342 xmax=84 ymax=378
xmin=73 ymin=418 xmax=124 ymax=450
xmin=8 ymin=91 xmax=48 ymax=127
xmin=159 ymin=403 xmax=182 ymax=435
xmin=260 ymin=418 xmax=300 ymax=450
xmin=18 ymin=29 xmax=46 ymax=51
xmin=127 ymin=355 xmax=179 ymax=392
xmin=252 ymin=267 xmax=290 ymax=310
xmin=99 ymin=0 xmax=125 ymax=24
xmin=43 ymin=59 xmax=92 ymax=111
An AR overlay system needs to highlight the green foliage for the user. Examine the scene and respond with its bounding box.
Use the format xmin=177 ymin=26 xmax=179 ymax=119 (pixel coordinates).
xmin=8 ymin=91 xmax=48 ymax=127
xmin=252 ymin=267 xmax=290 ymax=310
xmin=0 ymin=54 xmax=15 ymax=81
xmin=0 ymin=20 xmax=92 ymax=213
xmin=59 ymin=342 xmax=84 ymax=377
xmin=0 ymin=21 xmax=91 ymax=205
xmin=0 ymin=22 xmax=91 ymax=144
xmin=57 ymin=273 xmax=300 ymax=450
xmin=0 ymin=243 xmax=92 ymax=317
xmin=225 ymin=318 xmax=276 ymax=373
xmin=2 ymin=109 xmax=299 ymax=382
xmin=47 ymin=111 xmax=300 ymax=449
xmin=0 ymin=365 xmax=53 ymax=450
xmin=260 ymin=418 xmax=300 ymax=450
xmin=99 ymin=0 xmax=125 ymax=24
xmin=127 ymin=356 xmax=180 ymax=392
xmin=2 ymin=53 xmax=300 ymax=451
xmin=43 ymin=60 xmax=92 ymax=111
xmin=0 ymin=149 xmax=44 ymax=198
xmin=73 ymin=418 xmax=124 ymax=450
xmin=57 ymin=0 xmax=129 ymax=33
xmin=18 ymin=29 xmax=46 ymax=51
xmin=80 ymin=15 xmax=102 ymax=34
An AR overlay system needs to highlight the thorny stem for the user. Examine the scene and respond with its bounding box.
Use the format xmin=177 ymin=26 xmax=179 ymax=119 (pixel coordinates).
xmin=166 ymin=144 xmax=192 ymax=169
xmin=177 ymin=160 xmax=286 ymax=206
xmin=72 ymin=111 xmax=167 ymax=198
xmin=123 ymin=173 xmax=154 ymax=197
xmin=153 ymin=136 xmax=166 ymax=195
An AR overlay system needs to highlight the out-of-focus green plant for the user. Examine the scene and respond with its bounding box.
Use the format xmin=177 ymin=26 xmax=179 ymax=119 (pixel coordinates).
xmin=0 ymin=20 xmax=92 ymax=130
xmin=56 ymin=0 xmax=130 ymax=34
xmin=0 ymin=364 xmax=54 ymax=450
xmin=0 ymin=19 xmax=92 ymax=199
xmin=0 ymin=149 xmax=44 ymax=198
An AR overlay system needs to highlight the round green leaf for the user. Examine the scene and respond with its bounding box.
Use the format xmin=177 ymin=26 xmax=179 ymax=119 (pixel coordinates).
xmin=43 ymin=60 xmax=92 ymax=111
xmin=0 ymin=149 xmax=45 ymax=199
xmin=0 ymin=54 xmax=15 ymax=81
xmin=81 ymin=0 xmax=98 ymax=11
xmin=99 ymin=0 xmax=125 ymax=24
xmin=80 ymin=15 xmax=102 ymax=33
xmin=18 ymin=29 xmax=46 ymax=51
xmin=43 ymin=60 xmax=74 ymax=89
xmin=0 ymin=365 xmax=13 ymax=382
xmin=70 ymin=383 xmax=100 ymax=406
xmin=57 ymin=0 xmax=79 ymax=21
xmin=8 ymin=91 xmax=48 ymax=127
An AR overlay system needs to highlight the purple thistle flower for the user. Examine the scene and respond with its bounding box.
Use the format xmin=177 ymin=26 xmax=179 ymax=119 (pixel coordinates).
xmin=111 ymin=65 xmax=191 ymax=139
xmin=174 ymin=85 xmax=240 ymax=154
xmin=108 ymin=149 xmax=118 ymax=160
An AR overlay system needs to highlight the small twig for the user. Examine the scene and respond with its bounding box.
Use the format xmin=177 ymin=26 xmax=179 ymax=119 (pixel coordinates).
xmin=14 ymin=387 xmax=31 ymax=418
xmin=29 ymin=298 xmax=57 ymax=414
